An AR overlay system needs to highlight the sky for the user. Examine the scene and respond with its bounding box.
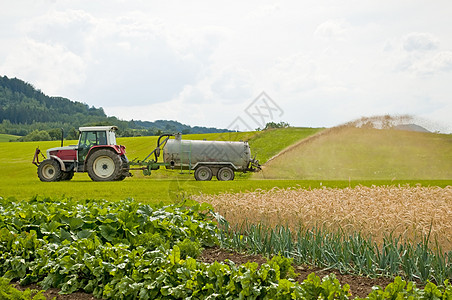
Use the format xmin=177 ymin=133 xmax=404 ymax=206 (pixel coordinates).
xmin=1 ymin=0 xmax=451 ymax=132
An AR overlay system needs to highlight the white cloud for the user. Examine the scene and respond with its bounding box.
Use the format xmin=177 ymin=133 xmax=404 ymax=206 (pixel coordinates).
xmin=314 ymin=19 xmax=350 ymax=41
xmin=425 ymin=51 xmax=452 ymax=72
xmin=177 ymin=84 xmax=211 ymax=105
xmin=6 ymin=8 xmax=226 ymax=106
xmin=399 ymin=50 xmax=452 ymax=76
xmin=385 ymin=32 xmax=452 ymax=77
xmin=403 ymin=32 xmax=439 ymax=52
xmin=1 ymin=1 xmax=452 ymax=131
xmin=247 ymin=3 xmax=281 ymax=20
xmin=25 ymin=9 xmax=96 ymax=56
xmin=1 ymin=38 xmax=86 ymax=95
xmin=210 ymin=66 xmax=254 ymax=103
xmin=269 ymin=53 xmax=318 ymax=93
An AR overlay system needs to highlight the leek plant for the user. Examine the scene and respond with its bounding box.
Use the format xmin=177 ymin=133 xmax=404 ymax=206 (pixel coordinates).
xmin=217 ymin=219 xmax=452 ymax=284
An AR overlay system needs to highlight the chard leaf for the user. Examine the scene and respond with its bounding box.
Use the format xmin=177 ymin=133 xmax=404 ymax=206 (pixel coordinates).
xmin=77 ymin=229 xmax=94 ymax=240
xmin=99 ymin=224 xmax=117 ymax=242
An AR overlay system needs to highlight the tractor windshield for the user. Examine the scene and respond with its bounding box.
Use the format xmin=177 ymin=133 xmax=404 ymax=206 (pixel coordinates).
xmin=79 ymin=131 xmax=107 ymax=148
xmin=78 ymin=131 xmax=108 ymax=163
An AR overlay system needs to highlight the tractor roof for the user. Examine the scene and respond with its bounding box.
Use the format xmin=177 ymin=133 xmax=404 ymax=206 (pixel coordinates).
xmin=79 ymin=126 xmax=118 ymax=132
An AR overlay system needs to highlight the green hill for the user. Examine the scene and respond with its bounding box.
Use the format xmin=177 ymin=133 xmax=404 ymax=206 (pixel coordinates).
xmin=247 ymin=127 xmax=324 ymax=164
xmin=118 ymin=128 xmax=321 ymax=166
xmin=0 ymin=134 xmax=19 ymax=142
xmin=0 ymin=75 xmax=230 ymax=138
xmin=0 ymin=76 xmax=112 ymax=137
xmin=255 ymin=126 xmax=452 ymax=180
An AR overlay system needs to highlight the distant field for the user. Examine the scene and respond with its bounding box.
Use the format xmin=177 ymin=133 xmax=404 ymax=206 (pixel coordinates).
xmin=0 ymin=133 xmax=19 ymax=142
xmin=247 ymin=127 xmax=324 ymax=163
xmin=0 ymin=129 xmax=321 ymax=203
xmin=257 ymin=126 xmax=452 ymax=180
xmin=1 ymin=127 xmax=450 ymax=204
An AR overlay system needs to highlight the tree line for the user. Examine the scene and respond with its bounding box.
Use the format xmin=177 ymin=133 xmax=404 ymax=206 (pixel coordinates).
xmin=0 ymin=76 xmax=229 ymax=141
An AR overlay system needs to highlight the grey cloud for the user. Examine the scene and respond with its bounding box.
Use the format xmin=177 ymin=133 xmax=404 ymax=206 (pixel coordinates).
xmin=403 ymin=32 xmax=439 ymax=52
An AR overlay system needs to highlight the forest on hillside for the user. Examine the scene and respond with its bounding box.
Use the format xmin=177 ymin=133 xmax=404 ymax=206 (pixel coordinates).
xmin=0 ymin=76 xmax=229 ymax=141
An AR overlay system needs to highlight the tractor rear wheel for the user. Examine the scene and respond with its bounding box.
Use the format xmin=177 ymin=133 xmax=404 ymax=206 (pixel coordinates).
xmin=217 ymin=167 xmax=235 ymax=181
xmin=115 ymin=156 xmax=130 ymax=181
xmin=194 ymin=166 xmax=213 ymax=181
xmin=37 ymin=159 xmax=63 ymax=182
xmin=86 ymin=149 xmax=122 ymax=181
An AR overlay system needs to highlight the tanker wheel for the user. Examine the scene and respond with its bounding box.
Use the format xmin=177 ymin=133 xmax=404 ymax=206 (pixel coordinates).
xmin=37 ymin=159 xmax=63 ymax=182
xmin=194 ymin=166 xmax=213 ymax=181
xmin=86 ymin=149 xmax=122 ymax=181
xmin=217 ymin=167 xmax=235 ymax=181
xmin=61 ymin=171 xmax=74 ymax=181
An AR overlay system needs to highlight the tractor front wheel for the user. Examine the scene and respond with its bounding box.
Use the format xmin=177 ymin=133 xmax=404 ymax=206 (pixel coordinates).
xmin=37 ymin=159 xmax=63 ymax=182
xmin=86 ymin=149 xmax=122 ymax=181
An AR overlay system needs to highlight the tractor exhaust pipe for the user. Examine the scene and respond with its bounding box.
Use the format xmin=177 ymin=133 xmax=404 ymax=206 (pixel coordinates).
xmin=61 ymin=128 xmax=64 ymax=147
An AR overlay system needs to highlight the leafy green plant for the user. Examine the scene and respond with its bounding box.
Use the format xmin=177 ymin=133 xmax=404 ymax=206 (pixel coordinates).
xmin=300 ymin=273 xmax=351 ymax=300
xmin=358 ymin=277 xmax=452 ymax=300
xmin=176 ymin=238 xmax=202 ymax=259
xmin=267 ymin=254 xmax=297 ymax=280
xmin=0 ymin=197 xmax=221 ymax=297
xmin=2 ymin=196 xmax=452 ymax=299
xmin=0 ymin=277 xmax=47 ymax=300
xmin=0 ymin=196 xmax=315 ymax=299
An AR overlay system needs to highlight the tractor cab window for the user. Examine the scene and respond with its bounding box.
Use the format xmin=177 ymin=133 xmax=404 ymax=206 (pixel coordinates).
xmin=98 ymin=132 xmax=107 ymax=145
xmin=78 ymin=131 xmax=107 ymax=163
xmin=79 ymin=131 xmax=107 ymax=148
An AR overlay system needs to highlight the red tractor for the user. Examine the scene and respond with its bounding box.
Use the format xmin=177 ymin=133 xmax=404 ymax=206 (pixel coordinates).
xmin=33 ymin=126 xmax=130 ymax=182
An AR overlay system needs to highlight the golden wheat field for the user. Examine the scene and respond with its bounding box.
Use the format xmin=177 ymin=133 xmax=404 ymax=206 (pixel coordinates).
xmin=194 ymin=185 xmax=452 ymax=251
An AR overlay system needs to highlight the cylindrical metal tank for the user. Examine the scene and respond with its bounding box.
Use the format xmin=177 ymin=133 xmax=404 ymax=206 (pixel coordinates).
xmin=162 ymin=139 xmax=252 ymax=171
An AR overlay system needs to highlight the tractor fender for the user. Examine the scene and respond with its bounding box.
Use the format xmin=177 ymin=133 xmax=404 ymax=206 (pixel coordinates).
xmin=49 ymin=155 xmax=67 ymax=172
xmin=86 ymin=145 xmax=126 ymax=162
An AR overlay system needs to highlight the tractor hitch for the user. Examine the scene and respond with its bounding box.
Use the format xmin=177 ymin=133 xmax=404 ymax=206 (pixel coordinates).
xmin=32 ymin=147 xmax=46 ymax=166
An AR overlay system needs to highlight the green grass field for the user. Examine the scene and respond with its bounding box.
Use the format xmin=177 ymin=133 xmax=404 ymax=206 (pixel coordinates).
xmin=0 ymin=129 xmax=321 ymax=203
xmin=257 ymin=126 xmax=452 ymax=180
xmin=0 ymin=127 xmax=450 ymax=204
xmin=0 ymin=133 xmax=19 ymax=142
xmin=247 ymin=127 xmax=324 ymax=163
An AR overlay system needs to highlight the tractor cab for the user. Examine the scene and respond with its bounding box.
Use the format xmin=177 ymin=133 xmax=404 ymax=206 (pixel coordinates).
xmin=33 ymin=126 xmax=130 ymax=182
xmin=77 ymin=126 xmax=117 ymax=162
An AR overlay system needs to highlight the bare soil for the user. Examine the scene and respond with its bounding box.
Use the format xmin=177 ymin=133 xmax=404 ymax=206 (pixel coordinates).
xmin=14 ymin=247 xmax=396 ymax=299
